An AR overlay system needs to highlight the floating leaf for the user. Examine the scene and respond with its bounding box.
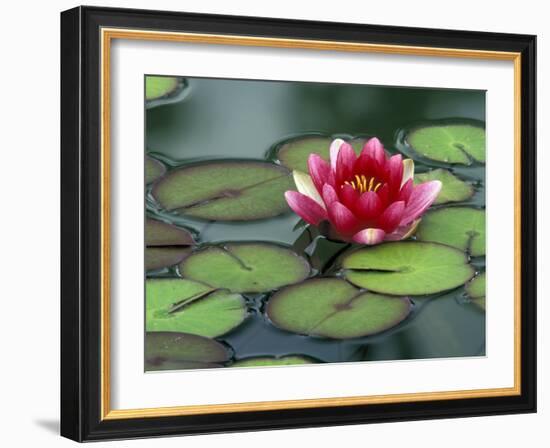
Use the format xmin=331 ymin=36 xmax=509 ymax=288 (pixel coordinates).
xmin=152 ymin=162 xmax=294 ymax=221
xmin=267 ymin=278 xmax=411 ymax=339
xmin=416 ymin=207 xmax=485 ymax=256
xmin=180 ymin=243 xmax=310 ymax=293
xmin=466 ymin=272 xmax=486 ymax=310
xmin=145 ymin=76 xmax=179 ymax=101
xmin=145 ymin=157 xmax=166 ymax=184
xmin=145 ymin=219 xmax=194 ymax=270
xmin=232 ymin=355 xmax=318 ymax=367
xmin=145 ymin=247 xmax=191 ymax=271
xmin=414 ymin=169 xmax=474 ymax=204
xmin=145 ymin=218 xmax=195 ymax=246
xmin=277 ymin=135 xmax=366 ymax=172
xmin=407 ymin=124 xmax=485 ymax=164
xmin=342 ymin=242 xmax=474 ymax=295
xmin=146 ymin=279 xmax=248 ymax=337
xmin=145 ymin=331 xmax=230 ymax=371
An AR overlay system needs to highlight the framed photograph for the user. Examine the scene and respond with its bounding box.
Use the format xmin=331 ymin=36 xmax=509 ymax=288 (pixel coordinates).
xmin=60 ymin=6 xmax=536 ymax=441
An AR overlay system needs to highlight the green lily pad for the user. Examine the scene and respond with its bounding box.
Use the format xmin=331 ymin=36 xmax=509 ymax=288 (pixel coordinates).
xmin=277 ymin=136 xmax=366 ymax=172
xmin=145 ymin=76 xmax=179 ymax=101
xmin=342 ymin=242 xmax=475 ymax=295
xmin=145 ymin=247 xmax=192 ymax=271
xmin=267 ymin=278 xmax=411 ymax=339
xmin=145 ymin=331 xmax=230 ymax=371
xmin=232 ymin=355 xmax=318 ymax=367
xmin=466 ymin=272 xmax=486 ymax=310
xmin=416 ymin=207 xmax=485 ymax=256
xmin=414 ymin=169 xmax=474 ymax=204
xmin=145 ymin=218 xmax=195 ymax=246
xmin=146 ymin=279 xmax=248 ymax=337
xmin=152 ymin=162 xmax=294 ymax=221
xmin=145 ymin=157 xmax=166 ymax=184
xmin=180 ymin=243 xmax=310 ymax=293
xmin=407 ymin=124 xmax=485 ymax=164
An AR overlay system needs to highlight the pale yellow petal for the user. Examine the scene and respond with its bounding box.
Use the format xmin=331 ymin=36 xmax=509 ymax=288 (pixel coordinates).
xmin=401 ymin=159 xmax=415 ymax=187
xmin=292 ymin=170 xmax=325 ymax=209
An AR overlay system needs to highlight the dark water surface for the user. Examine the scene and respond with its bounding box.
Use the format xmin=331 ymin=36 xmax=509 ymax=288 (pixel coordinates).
xmin=146 ymin=77 xmax=486 ymax=366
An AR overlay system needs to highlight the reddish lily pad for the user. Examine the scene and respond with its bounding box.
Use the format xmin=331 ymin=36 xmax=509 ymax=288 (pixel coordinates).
xmin=342 ymin=242 xmax=475 ymax=295
xmin=407 ymin=124 xmax=485 ymax=165
xmin=414 ymin=169 xmax=474 ymax=204
xmin=416 ymin=207 xmax=486 ymax=256
xmin=267 ymin=278 xmax=411 ymax=339
xmin=232 ymin=355 xmax=318 ymax=367
xmin=145 ymin=157 xmax=166 ymax=184
xmin=277 ymin=135 xmax=366 ymax=172
xmin=145 ymin=218 xmax=195 ymax=247
xmin=145 ymin=219 xmax=195 ymax=271
xmin=152 ymin=162 xmax=294 ymax=221
xmin=146 ymin=279 xmax=248 ymax=338
xmin=146 ymin=247 xmax=192 ymax=271
xmin=180 ymin=243 xmax=310 ymax=293
xmin=145 ymin=331 xmax=230 ymax=371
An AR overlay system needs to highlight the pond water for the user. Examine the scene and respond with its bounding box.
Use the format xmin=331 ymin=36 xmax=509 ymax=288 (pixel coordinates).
xmin=145 ymin=76 xmax=486 ymax=369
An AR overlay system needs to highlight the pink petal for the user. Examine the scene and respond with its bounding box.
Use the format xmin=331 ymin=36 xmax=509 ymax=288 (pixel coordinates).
xmin=285 ymin=191 xmax=327 ymax=225
xmin=386 ymin=154 xmax=403 ymax=191
xmin=386 ymin=219 xmax=421 ymax=241
xmin=352 ymin=228 xmax=386 ymax=245
xmin=339 ymin=184 xmax=360 ymax=210
xmin=327 ymin=202 xmax=360 ymax=236
xmin=400 ymin=181 xmax=442 ymax=225
xmin=363 ymin=137 xmax=386 ymax=167
xmin=376 ymin=183 xmax=391 ymax=208
xmin=322 ymin=184 xmax=339 ymax=206
xmin=336 ymin=142 xmax=356 ymax=183
xmin=329 ymin=138 xmax=345 ymax=171
xmin=378 ymin=201 xmax=406 ymax=232
xmin=399 ymin=178 xmax=414 ymax=202
xmin=307 ymin=154 xmax=332 ymax=193
xmin=356 ymin=191 xmax=383 ymax=221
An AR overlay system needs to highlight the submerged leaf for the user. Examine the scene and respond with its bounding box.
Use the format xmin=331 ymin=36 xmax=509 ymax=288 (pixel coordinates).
xmin=180 ymin=243 xmax=310 ymax=293
xmin=153 ymin=161 xmax=294 ymax=221
xmin=267 ymin=278 xmax=411 ymax=339
xmin=145 ymin=331 xmax=230 ymax=371
xmin=146 ymin=279 xmax=247 ymax=337
xmin=342 ymin=242 xmax=475 ymax=295
xmin=416 ymin=207 xmax=486 ymax=256
xmin=407 ymin=124 xmax=485 ymax=164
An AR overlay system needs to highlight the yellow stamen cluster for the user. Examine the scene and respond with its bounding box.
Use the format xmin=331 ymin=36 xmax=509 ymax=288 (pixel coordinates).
xmin=344 ymin=174 xmax=382 ymax=194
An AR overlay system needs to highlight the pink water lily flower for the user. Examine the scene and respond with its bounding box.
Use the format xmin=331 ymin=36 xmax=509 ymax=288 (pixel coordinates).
xmin=284 ymin=138 xmax=442 ymax=245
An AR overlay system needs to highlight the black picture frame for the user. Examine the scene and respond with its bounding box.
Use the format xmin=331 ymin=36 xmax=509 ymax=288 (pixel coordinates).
xmin=61 ymin=5 xmax=536 ymax=442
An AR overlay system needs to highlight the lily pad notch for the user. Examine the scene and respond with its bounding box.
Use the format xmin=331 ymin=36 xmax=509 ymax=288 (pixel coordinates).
xmin=180 ymin=242 xmax=310 ymax=293
xmin=267 ymin=278 xmax=412 ymax=339
xmin=146 ymin=278 xmax=248 ymax=338
xmin=406 ymin=124 xmax=485 ymax=165
xmin=342 ymin=241 xmax=475 ymax=296
xmin=152 ymin=161 xmax=295 ymax=221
